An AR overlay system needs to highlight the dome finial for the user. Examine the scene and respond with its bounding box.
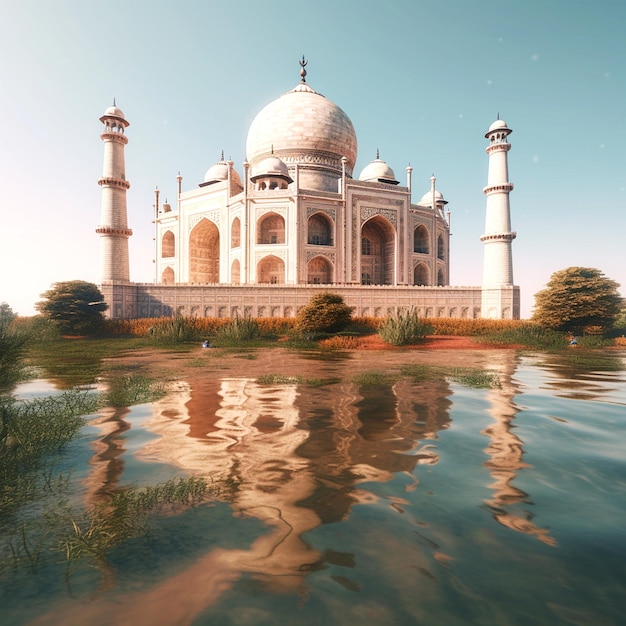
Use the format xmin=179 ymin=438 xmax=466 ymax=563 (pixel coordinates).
xmin=376 ymin=148 xmax=380 ymax=160
xmin=299 ymin=55 xmax=308 ymax=83
xmin=220 ymin=149 xmax=224 ymax=161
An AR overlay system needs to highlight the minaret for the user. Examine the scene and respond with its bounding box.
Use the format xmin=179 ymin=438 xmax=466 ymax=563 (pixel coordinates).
xmin=481 ymin=117 xmax=517 ymax=318
xmin=96 ymin=102 xmax=132 ymax=282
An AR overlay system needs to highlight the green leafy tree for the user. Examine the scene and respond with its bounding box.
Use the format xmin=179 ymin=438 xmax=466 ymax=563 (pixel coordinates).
xmin=36 ymin=281 xmax=108 ymax=335
xmin=0 ymin=302 xmax=28 ymax=388
xmin=532 ymin=267 xmax=622 ymax=334
xmin=295 ymin=292 xmax=354 ymax=335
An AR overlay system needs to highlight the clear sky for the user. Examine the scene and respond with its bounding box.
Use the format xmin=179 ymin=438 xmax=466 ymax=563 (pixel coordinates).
xmin=1 ymin=0 xmax=624 ymax=318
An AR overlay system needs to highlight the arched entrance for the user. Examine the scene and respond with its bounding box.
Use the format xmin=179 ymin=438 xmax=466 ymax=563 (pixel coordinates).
xmin=413 ymin=263 xmax=429 ymax=286
xmin=360 ymin=216 xmax=395 ymax=285
xmin=307 ymin=213 xmax=333 ymax=245
xmin=257 ymin=255 xmax=285 ymax=284
xmin=161 ymin=267 xmax=174 ymax=285
xmin=189 ymin=218 xmax=219 ymax=283
xmin=307 ymin=256 xmax=333 ymax=284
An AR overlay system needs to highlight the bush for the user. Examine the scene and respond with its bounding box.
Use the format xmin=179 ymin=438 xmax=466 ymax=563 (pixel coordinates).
xmin=0 ymin=304 xmax=29 ymax=389
xmin=378 ymin=309 xmax=432 ymax=346
xmin=295 ymin=292 xmax=354 ymax=334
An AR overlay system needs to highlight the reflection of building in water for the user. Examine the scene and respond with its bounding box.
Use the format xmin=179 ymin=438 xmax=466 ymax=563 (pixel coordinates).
xmin=294 ymin=378 xmax=451 ymax=523
xmin=481 ymin=353 xmax=556 ymax=546
xmin=57 ymin=372 xmax=457 ymax=625
xmin=85 ymin=405 xmax=132 ymax=505
xmin=140 ymin=377 xmax=321 ymax=593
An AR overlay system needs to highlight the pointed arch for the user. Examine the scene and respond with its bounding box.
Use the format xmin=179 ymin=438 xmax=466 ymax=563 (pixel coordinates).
xmin=257 ymin=255 xmax=285 ymax=284
xmin=231 ymin=259 xmax=240 ymax=284
xmin=231 ymin=217 xmax=241 ymax=248
xmin=189 ymin=218 xmax=220 ymax=283
xmin=413 ymin=262 xmax=429 ymax=286
xmin=413 ymin=224 xmax=429 ymax=254
xmin=161 ymin=266 xmax=174 ymax=285
xmin=307 ymin=255 xmax=333 ymax=284
xmin=161 ymin=231 xmax=175 ymax=258
xmin=437 ymin=268 xmax=445 ymax=286
xmin=257 ymin=212 xmax=285 ymax=244
xmin=437 ymin=233 xmax=445 ymax=260
xmin=307 ymin=212 xmax=333 ymax=245
xmin=360 ymin=216 xmax=395 ymax=285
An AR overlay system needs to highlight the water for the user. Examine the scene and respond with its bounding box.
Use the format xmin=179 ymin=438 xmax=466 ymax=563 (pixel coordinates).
xmin=2 ymin=350 xmax=626 ymax=625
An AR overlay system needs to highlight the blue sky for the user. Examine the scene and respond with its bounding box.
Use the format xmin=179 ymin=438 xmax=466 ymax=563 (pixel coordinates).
xmin=1 ymin=0 xmax=624 ymax=318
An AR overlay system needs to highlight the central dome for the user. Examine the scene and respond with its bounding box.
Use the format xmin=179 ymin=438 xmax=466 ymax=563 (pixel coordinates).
xmin=246 ymin=81 xmax=358 ymax=192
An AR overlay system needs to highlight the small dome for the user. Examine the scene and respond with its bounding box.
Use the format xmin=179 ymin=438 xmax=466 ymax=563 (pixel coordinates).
xmin=100 ymin=102 xmax=128 ymax=126
xmin=359 ymin=157 xmax=398 ymax=185
xmin=419 ymin=189 xmax=447 ymax=207
xmin=201 ymin=159 xmax=242 ymax=187
xmin=250 ymin=155 xmax=293 ymax=182
xmin=104 ymin=104 xmax=125 ymax=118
xmin=485 ymin=118 xmax=511 ymax=137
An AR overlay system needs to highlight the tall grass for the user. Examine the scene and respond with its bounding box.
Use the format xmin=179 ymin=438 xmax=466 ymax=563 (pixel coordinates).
xmin=0 ymin=390 xmax=98 ymax=514
xmin=212 ymin=316 xmax=262 ymax=346
xmin=379 ymin=309 xmax=433 ymax=346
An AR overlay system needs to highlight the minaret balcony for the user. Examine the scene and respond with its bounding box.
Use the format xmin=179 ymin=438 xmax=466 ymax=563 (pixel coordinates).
xmin=483 ymin=183 xmax=514 ymax=195
xmin=98 ymin=177 xmax=131 ymax=190
xmin=96 ymin=225 xmax=133 ymax=237
xmin=480 ymin=231 xmax=516 ymax=242
xmin=100 ymin=131 xmax=129 ymax=145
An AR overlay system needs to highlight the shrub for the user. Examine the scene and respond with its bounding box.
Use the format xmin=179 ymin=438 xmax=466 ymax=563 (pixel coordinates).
xmin=295 ymin=292 xmax=354 ymax=334
xmin=0 ymin=305 xmax=38 ymax=389
xmin=378 ymin=309 xmax=432 ymax=346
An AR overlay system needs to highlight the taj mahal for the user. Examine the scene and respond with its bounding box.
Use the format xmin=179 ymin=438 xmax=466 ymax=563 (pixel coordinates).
xmin=96 ymin=59 xmax=519 ymax=320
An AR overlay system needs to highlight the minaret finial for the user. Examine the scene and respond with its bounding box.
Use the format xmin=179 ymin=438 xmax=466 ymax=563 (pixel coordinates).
xmin=299 ymin=56 xmax=308 ymax=83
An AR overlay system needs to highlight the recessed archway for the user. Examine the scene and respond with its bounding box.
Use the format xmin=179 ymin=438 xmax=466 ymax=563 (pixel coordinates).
xmin=257 ymin=255 xmax=285 ymax=284
xmin=413 ymin=262 xmax=429 ymax=286
xmin=360 ymin=216 xmax=395 ymax=285
xmin=161 ymin=266 xmax=174 ymax=285
xmin=307 ymin=213 xmax=333 ymax=245
xmin=257 ymin=212 xmax=285 ymax=244
xmin=189 ymin=218 xmax=220 ymax=283
xmin=162 ymin=231 xmax=175 ymax=258
xmin=307 ymin=256 xmax=333 ymax=284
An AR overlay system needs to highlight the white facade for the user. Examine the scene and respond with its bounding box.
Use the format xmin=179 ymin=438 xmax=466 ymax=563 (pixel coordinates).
xmin=96 ymin=103 xmax=132 ymax=282
xmin=98 ymin=62 xmax=519 ymax=320
xmin=481 ymin=118 xmax=517 ymax=319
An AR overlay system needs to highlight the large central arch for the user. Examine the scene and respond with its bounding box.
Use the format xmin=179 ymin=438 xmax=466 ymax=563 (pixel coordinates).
xmin=189 ymin=218 xmax=220 ymax=283
xmin=360 ymin=216 xmax=395 ymax=285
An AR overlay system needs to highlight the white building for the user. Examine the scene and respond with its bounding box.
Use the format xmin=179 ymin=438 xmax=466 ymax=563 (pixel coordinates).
xmin=97 ymin=60 xmax=519 ymax=320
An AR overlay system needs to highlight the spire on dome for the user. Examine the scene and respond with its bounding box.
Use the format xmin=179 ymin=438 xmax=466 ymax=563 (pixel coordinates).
xmin=376 ymin=148 xmax=380 ymax=160
xmin=299 ymin=56 xmax=308 ymax=83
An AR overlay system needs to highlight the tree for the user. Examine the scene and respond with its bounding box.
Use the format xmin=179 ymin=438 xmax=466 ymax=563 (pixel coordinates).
xmin=36 ymin=281 xmax=108 ymax=335
xmin=295 ymin=292 xmax=354 ymax=334
xmin=0 ymin=302 xmax=27 ymax=388
xmin=532 ymin=267 xmax=622 ymax=334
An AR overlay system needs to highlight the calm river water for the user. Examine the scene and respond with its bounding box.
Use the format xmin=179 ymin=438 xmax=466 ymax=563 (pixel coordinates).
xmin=2 ymin=349 xmax=626 ymax=626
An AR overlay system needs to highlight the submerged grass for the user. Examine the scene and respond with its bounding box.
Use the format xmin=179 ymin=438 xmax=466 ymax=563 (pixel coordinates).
xmin=399 ymin=364 xmax=501 ymax=389
xmin=256 ymin=374 xmax=340 ymax=387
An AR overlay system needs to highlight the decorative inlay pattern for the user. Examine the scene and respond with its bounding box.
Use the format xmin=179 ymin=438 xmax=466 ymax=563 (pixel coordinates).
xmin=188 ymin=211 xmax=220 ymax=231
xmin=307 ymin=206 xmax=336 ymax=220
xmin=257 ymin=206 xmax=286 ymax=218
xmin=360 ymin=206 xmax=397 ymax=226
xmin=306 ymin=249 xmax=335 ymax=262
xmin=256 ymin=249 xmax=287 ymax=262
